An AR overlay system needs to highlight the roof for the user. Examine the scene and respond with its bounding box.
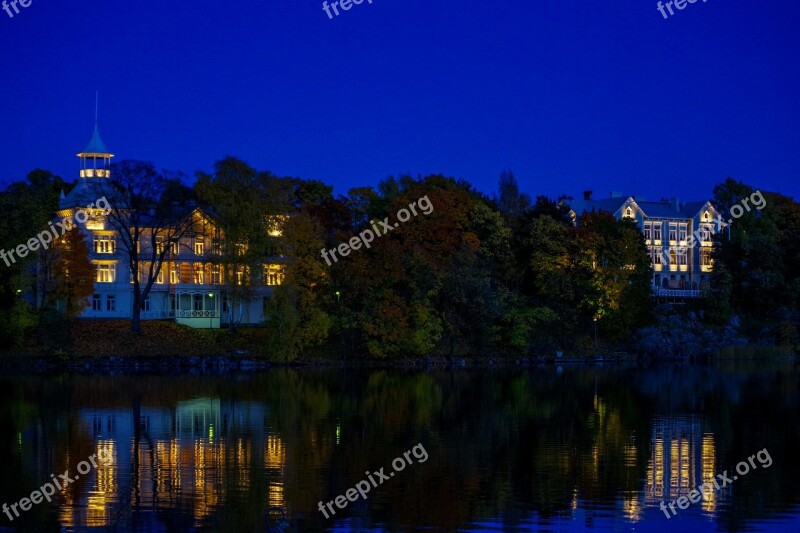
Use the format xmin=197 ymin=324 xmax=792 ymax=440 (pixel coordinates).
xmin=77 ymin=122 xmax=113 ymax=156
xmin=59 ymin=179 xmax=106 ymax=210
xmin=565 ymin=194 xmax=715 ymax=220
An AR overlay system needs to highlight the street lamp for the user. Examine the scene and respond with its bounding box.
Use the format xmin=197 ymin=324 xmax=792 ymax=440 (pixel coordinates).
xmin=208 ymin=293 xmax=214 ymax=329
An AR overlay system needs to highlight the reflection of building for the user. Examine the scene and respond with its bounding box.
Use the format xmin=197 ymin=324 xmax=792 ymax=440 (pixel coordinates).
xmin=67 ymin=399 xmax=284 ymax=529
xmin=645 ymin=416 xmax=720 ymax=513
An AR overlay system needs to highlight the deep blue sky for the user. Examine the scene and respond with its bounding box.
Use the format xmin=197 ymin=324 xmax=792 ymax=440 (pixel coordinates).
xmin=1 ymin=0 xmax=798 ymax=202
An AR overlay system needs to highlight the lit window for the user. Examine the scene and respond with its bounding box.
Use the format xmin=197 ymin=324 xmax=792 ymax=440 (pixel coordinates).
xmin=264 ymin=264 xmax=285 ymax=286
xmin=156 ymin=268 xmax=165 ymax=284
xmin=678 ymin=224 xmax=688 ymax=242
xmin=644 ymin=222 xmax=653 ymax=242
xmin=211 ymin=239 xmax=222 ymax=255
xmin=677 ymin=248 xmax=688 ymax=265
xmin=170 ymin=264 xmax=179 ymax=284
xmin=94 ymin=235 xmax=115 ymax=254
xmin=211 ymin=265 xmax=223 ymax=284
xmin=701 ymin=249 xmax=713 ymax=267
xmin=624 ymin=207 xmax=633 ymax=218
xmin=699 ymin=223 xmax=714 ymax=243
xmin=156 ymin=238 xmax=165 ymax=254
xmin=236 ymin=243 xmax=248 ymax=257
xmin=236 ymin=266 xmax=249 ymax=285
xmin=171 ymin=241 xmax=180 ymax=256
xmin=669 ymin=248 xmax=677 ymax=265
xmin=652 ymin=248 xmax=662 ymax=265
xmin=193 ymin=263 xmax=204 ymax=284
xmin=669 ymin=223 xmax=677 ymax=242
xmin=97 ymin=264 xmax=116 ymax=283
xmin=106 ymin=294 xmax=116 ymax=311
xmin=653 ymin=224 xmax=662 ymax=242
xmin=194 ymin=241 xmax=205 ymax=255
xmin=703 ymin=211 xmax=709 ymax=222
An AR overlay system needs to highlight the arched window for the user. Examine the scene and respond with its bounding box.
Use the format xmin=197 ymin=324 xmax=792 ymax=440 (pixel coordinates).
xmin=625 ymin=207 xmax=633 ymax=218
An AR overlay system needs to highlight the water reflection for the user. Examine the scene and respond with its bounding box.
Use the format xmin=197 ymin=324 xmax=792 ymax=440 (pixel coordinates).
xmin=1 ymin=364 xmax=799 ymax=532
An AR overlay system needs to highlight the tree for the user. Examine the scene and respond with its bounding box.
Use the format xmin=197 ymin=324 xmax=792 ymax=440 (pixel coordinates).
xmin=38 ymin=227 xmax=95 ymax=317
xmin=497 ymin=171 xmax=531 ymax=218
xmin=195 ymin=157 xmax=293 ymax=332
xmin=95 ymin=160 xmax=197 ymax=333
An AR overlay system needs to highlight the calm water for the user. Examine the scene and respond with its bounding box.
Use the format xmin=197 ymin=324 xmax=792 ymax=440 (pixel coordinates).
xmin=1 ymin=363 xmax=799 ymax=532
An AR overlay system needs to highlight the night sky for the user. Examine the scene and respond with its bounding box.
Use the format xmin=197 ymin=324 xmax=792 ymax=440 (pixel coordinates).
xmin=1 ymin=0 xmax=798 ymax=201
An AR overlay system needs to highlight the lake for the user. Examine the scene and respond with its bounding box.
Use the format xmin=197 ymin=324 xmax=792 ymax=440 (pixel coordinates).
xmin=1 ymin=362 xmax=799 ymax=532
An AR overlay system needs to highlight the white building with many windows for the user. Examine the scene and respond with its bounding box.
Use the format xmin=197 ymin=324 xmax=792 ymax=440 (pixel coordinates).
xmin=57 ymin=123 xmax=286 ymax=328
xmin=564 ymin=191 xmax=721 ymax=298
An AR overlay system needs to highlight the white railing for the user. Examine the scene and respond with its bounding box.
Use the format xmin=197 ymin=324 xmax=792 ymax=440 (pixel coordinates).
xmin=176 ymin=310 xmax=220 ymax=318
xmin=652 ymin=286 xmax=701 ymax=298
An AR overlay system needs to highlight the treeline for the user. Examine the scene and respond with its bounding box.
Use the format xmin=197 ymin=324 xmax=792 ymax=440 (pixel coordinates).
xmin=1 ymin=160 xmax=797 ymax=358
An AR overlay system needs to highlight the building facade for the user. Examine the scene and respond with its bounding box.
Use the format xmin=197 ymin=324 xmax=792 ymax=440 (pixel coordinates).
xmin=564 ymin=191 xmax=720 ymax=298
xmin=57 ymin=123 xmax=286 ymax=328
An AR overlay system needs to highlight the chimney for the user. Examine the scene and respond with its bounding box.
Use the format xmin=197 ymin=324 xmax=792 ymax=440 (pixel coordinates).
xmin=583 ymin=190 xmax=593 ymax=201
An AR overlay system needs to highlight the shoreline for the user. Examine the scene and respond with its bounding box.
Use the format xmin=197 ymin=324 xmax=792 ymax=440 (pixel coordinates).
xmin=1 ymin=352 xmax=796 ymax=375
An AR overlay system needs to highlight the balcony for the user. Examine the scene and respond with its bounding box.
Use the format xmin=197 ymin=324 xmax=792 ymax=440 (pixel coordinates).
xmin=652 ymin=285 xmax=701 ymax=299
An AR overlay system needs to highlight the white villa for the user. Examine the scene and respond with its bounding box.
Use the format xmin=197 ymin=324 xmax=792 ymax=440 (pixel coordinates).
xmin=564 ymin=191 xmax=721 ymax=298
xmin=57 ymin=122 xmax=286 ymax=328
